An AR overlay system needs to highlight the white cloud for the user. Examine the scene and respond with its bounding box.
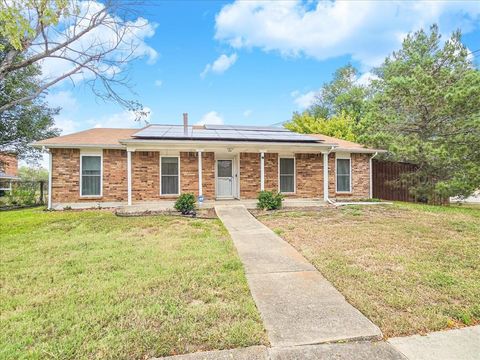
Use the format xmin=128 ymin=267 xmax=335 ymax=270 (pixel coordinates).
xmin=215 ymin=1 xmax=480 ymax=67
xmin=201 ymin=53 xmax=238 ymax=78
xmin=291 ymin=90 xmax=317 ymax=109
xmin=243 ymin=109 xmax=253 ymax=117
xmin=154 ymin=79 xmax=163 ymax=87
xmin=46 ymin=90 xmax=78 ymax=111
xmin=355 ymin=72 xmax=379 ymax=86
xmin=196 ymin=111 xmax=224 ymax=125
xmin=45 ymin=90 xmax=79 ymax=134
xmin=88 ymin=107 xmax=152 ymax=129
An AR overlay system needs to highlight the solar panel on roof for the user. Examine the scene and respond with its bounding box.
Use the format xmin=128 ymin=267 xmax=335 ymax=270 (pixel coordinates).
xmin=205 ymin=124 xmax=290 ymax=132
xmin=131 ymin=124 xmax=322 ymax=143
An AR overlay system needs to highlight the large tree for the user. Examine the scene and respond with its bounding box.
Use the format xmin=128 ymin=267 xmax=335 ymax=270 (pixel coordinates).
xmin=285 ymin=111 xmax=358 ymax=142
xmin=310 ymin=64 xmax=368 ymax=122
xmin=285 ymin=64 xmax=368 ymax=140
xmin=0 ymin=40 xmax=60 ymax=161
xmin=0 ymin=0 xmax=151 ymax=113
xmin=361 ymin=25 xmax=480 ymax=201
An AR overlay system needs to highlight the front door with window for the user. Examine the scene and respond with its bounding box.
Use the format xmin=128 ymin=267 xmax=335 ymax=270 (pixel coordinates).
xmin=217 ymin=159 xmax=233 ymax=198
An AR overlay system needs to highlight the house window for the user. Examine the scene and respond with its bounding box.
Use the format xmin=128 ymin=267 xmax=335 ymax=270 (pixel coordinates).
xmin=279 ymin=158 xmax=295 ymax=193
xmin=161 ymin=157 xmax=179 ymax=195
xmin=336 ymin=158 xmax=351 ymax=192
xmin=81 ymin=155 xmax=102 ymax=196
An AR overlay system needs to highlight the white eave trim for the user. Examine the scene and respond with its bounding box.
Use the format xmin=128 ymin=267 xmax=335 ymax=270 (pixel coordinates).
xmin=31 ymin=143 xmax=125 ymax=149
xmin=333 ymin=147 xmax=386 ymax=154
xmin=31 ymin=140 xmax=385 ymax=154
xmin=119 ymin=138 xmax=339 ymax=149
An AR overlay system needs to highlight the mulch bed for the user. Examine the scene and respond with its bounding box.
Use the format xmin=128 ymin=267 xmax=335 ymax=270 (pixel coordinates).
xmin=115 ymin=207 xmax=218 ymax=219
xmin=249 ymin=206 xmax=331 ymax=218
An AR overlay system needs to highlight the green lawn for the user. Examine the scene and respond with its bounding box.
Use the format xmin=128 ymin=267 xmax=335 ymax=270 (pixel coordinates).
xmin=258 ymin=202 xmax=480 ymax=337
xmin=1 ymin=208 xmax=267 ymax=359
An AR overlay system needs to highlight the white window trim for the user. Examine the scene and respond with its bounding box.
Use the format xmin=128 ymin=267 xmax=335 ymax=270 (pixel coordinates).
xmin=159 ymin=155 xmax=181 ymax=196
xmin=335 ymin=154 xmax=352 ymax=193
xmin=278 ymin=156 xmax=296 ymax=194
xmin=80 ymin=152 xmax=103 ymax=198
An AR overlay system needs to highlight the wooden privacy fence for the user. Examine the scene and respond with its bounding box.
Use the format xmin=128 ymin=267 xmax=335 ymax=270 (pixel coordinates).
xmin=372 ymin=160 xmax=418 ymax=202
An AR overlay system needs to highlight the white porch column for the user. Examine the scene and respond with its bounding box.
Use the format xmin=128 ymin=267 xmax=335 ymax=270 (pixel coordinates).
xmin=369 ymin=152 xmax=378 ymax=199
xmin=323 ymin=152 xmax=329 ymax=201
xmin=127 ymin=150 xmax=132 ymax=206
xmin=48 ymin=149 xmax=52 ymax=210
xmin=260 ymin=151 xmax=265 ymax=191
xmin=197 ymin=150 xmax=203 ymax=197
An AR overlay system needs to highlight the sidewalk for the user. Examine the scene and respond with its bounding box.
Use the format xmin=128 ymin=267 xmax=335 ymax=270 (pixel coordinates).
xmin=388 ymin=326 xmax=480 ymax=360
xmin=215 ymin=205 xmax=397 ymax=347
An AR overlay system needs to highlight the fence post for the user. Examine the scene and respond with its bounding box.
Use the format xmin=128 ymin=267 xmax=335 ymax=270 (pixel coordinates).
xmin=39 ymin=181 xmax=44 ymax=204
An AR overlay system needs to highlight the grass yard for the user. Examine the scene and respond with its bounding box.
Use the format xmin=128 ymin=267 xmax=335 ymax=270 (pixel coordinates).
xmin=257 ymin=203 xmax=480 ymax=337
xmin=0 ymin=208 xmax=267 ymax=359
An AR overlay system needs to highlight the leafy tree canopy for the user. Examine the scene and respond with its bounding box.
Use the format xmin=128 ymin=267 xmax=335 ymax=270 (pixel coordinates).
xmin=309 ymin=64 xmax=368 ymax=122
xmin=0 ymin=40 xmax=60 ymax=161
xmin=0 ymin=0 xmax=150 ymax=113
xmin=285 ymin=111 xmax=358 ymax=142
xmin=360 ymin=25 xmax=480 ymax=200
xmin=18 ymin=166 xmax=49 ymax=182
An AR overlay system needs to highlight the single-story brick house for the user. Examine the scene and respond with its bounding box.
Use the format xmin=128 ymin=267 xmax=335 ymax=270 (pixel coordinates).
xmin=34 ymin=115 xmax=383 ymax=209
xmin=0 ymin=152 xmax=18 ymax=179
xmin=0 ymin=152 xmax=19 ymax=194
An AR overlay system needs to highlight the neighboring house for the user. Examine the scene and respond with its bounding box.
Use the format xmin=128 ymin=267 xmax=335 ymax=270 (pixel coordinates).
xmin=451 ymin=189 xmax=480 ymax=204
xmin=33 ymin=114 xmax=383 ymax=209
xmin=0 ymin=152 xmax=19 ymax=194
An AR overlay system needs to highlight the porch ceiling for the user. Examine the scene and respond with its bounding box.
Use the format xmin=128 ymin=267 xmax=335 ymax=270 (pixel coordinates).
xmin=119 ymin=138 xmax=338 ymax=153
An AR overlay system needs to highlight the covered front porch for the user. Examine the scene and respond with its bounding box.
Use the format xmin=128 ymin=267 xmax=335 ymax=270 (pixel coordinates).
xmin=122 ymin=139 xmax=335 ymax=206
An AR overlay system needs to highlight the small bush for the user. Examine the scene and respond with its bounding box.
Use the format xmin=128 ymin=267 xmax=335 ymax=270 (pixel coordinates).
xmin=6 ymin=185 xmax=37 ymax=206
xmin=174 ymin=193 xmax=196 ymax=214
xmin=257 ymin=191 xmax=283 ymax=210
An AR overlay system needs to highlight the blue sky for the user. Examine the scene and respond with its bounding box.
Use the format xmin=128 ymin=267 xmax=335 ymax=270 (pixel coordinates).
xmin=45 ymin=0 xmax=480 ymax=134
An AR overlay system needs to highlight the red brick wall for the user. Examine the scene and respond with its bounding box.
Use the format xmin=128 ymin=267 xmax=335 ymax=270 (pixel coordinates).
xmin=179 ymin=152 xmax=215 ymax=199
xmin=240 ymin=152 xmax=260 ymax=198
xmin=180 ymin=152 xmax=198 ymax=195
xmin=295 ymin=153 xmax=323 ymax=198
xmin=51 ymin=149 xmax=127 ymax=203
xmin=329 ymin=153 xmax=371 ymax=199
xmin=51 ymin=148 xmax=80 ymax=203
xmin=264 ymin=153 xmax=278 ymax=192
xmin=0 ymin=153 xmax=18 ymax=176
xmin=103 ymin=149 xmax=127 ymax=201
xmin=202 ymin=152 xmax=215 ymax=199
xmin=132 ymin=151 xmax=160 ymax=201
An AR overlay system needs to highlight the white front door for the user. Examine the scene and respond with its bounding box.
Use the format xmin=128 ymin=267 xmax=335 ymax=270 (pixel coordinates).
xmin=217 ymin=159 xmax=233 ymax=198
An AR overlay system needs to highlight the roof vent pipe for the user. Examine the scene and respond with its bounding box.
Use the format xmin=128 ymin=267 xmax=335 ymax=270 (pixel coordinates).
xmin=183 ymin=113 xmax=188 ymax=136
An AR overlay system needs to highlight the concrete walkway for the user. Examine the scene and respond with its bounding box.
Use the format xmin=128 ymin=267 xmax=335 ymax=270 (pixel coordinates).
xmin=215 ymin=205 xmax=382 ymax=347
xmin=388 ymin=326 xmax=480 ymax=360
xmin=154 ymin=341 xmax=404 ymax=360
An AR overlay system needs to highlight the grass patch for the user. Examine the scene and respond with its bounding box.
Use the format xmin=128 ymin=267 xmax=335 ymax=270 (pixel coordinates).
xmin=0 ymin=208 xmax=267 ymax=359
xmin=258 ymin=202 xmax=480 ymax=337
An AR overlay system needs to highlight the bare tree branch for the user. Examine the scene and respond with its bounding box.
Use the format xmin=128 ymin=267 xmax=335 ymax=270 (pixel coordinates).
xmin=0 ymin=0 xmax=153 ymax=113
